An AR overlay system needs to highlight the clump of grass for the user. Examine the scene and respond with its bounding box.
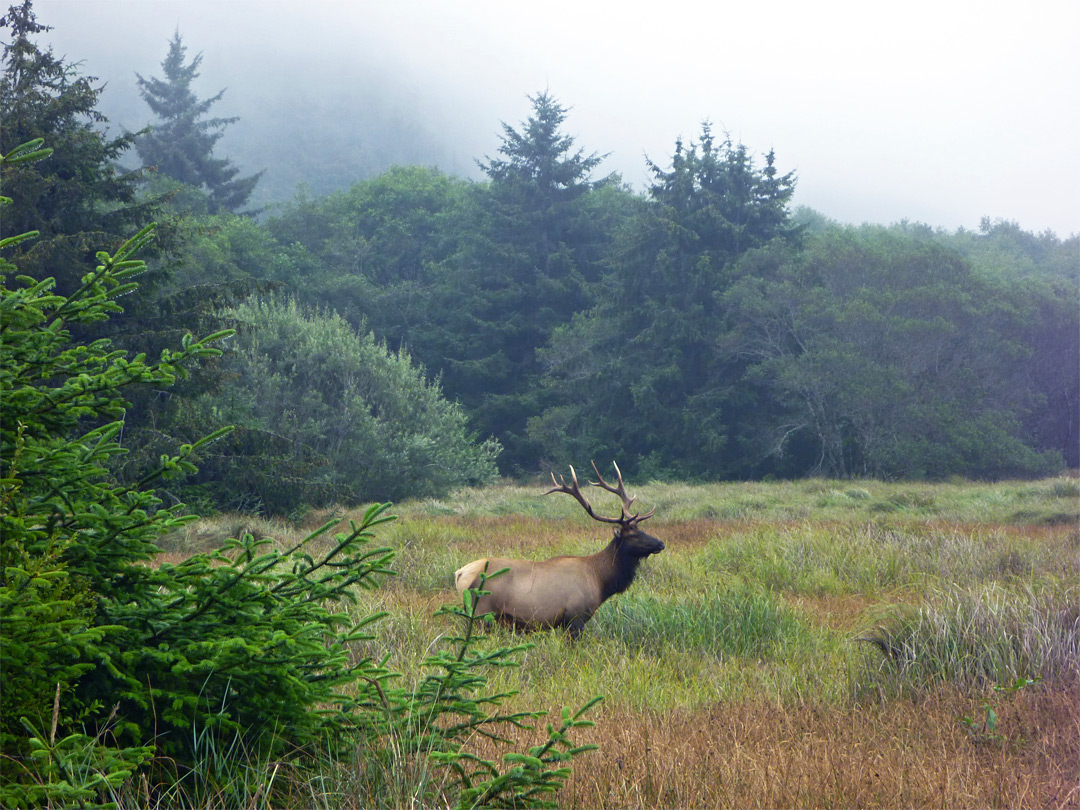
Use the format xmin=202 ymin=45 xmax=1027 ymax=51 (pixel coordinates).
xmin=1020 ymin=476 xmax=1080 ymax=500
xmin=860 ymin=582 xmax=1080 ymax=690
xmin=591 ymin=584 xmax=810 ymax=660
xmin=155 ymin=513 xmax=296 ymax=555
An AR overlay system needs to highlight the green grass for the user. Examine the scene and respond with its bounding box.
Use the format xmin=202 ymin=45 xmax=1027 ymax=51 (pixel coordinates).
xmin=353 ymin=476 xmax=1079 ymax=712
xmin=398 ymin=475 xmax=1080 ymax=525
xmin=688 ymin=521 xmax=1074 ymax=597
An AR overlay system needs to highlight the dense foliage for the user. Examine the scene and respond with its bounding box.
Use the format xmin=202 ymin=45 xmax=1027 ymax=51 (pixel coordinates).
xmin=4 ymin=6 xmax=1075 ymax=515
xmin=254 ymin=97 xmax=1074 ymax=487
xmin=205 ymin=113 xmax=1077 ymax=487
xmin=724 ymin=227 xmax=1064 ymax=478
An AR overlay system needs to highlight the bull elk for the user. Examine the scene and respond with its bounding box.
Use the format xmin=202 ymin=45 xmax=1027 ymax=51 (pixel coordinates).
xmin=454 ymin=462 xmax=664 ymax=638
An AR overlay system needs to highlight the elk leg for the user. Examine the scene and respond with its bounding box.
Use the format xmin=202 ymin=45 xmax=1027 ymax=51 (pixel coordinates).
xmin=565 ymin=616 xmax=589 ymax=640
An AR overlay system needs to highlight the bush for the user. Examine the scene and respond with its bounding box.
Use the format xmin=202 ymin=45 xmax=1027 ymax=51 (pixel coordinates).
xmin=171 ymin=294 xmax=501 ymax=513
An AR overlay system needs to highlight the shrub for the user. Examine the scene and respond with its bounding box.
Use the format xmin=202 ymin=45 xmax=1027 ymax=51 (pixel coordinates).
xmin=173 ymin=294 xmax=501 ymax=513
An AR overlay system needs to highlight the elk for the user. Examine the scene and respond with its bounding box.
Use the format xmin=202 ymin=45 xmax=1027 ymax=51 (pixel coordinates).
xmin=454 ymin=462 xmax=664 ymax=638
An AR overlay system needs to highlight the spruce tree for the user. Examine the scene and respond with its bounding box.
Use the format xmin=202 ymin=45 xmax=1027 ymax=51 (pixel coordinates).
xmin=135 ymin=32 xmax=262 ymax=213
xmin=0 ymin=0 xmax=151 ymax=294
xmin=447 ymin=91 xmax=611 ymax=472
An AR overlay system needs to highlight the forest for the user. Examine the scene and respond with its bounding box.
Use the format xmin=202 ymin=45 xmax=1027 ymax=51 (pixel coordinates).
xmin=3 ymin=6 xmax=1077 ymax=516
xmin=2 ymin=4 xmax=1078 ymax=808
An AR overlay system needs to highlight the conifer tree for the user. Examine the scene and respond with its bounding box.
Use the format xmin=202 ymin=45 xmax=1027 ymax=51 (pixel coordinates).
xmin=135 ymin=32 xmax=262 ymax=213
xmin=443 ymin=91 xmax=610 ymax=472
xmin=0 ymin=0 xmax=150 ymax=293
xmin=532 ymin=126 xmax=798 ymax=478
xmin=479 ymin=90 xmax=604 ymax=222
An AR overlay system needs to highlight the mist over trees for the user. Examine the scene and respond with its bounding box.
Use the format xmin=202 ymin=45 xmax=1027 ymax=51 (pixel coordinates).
xmin=3 ymin=10 xmax=1076 ymax=514
xmin=135 ymin=32 xmax=263 ymax=213
xmin=0 ymin=0 xmax=151 ymax=294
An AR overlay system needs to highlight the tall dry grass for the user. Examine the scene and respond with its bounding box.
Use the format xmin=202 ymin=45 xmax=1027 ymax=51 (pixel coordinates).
xmin=527 ymin=688 xmax=1080 ymax=809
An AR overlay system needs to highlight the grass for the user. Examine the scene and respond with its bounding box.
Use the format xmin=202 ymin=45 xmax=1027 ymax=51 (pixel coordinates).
xmin=153 ymin=476 xmax=1079 ymax=808
xmin=862 ymin=581 xmax=1080 ymax=689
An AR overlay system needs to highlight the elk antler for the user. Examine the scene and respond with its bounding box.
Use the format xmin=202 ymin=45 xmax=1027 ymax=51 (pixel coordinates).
xmin=589 ymin=461 xmax=654 ymax=524
xmin=545 ymin=461 xmax=653 ymax=525
xmin=546 ymin=464 xmax=621 ymax=525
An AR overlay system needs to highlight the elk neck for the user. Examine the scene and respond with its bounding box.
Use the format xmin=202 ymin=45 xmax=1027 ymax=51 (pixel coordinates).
xmin=592 ymin=537 xmax=646 ymax=601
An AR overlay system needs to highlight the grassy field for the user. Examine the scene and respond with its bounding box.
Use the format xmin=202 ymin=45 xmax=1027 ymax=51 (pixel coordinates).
xmin=166 ymin=476 xmax=1080 ymax=808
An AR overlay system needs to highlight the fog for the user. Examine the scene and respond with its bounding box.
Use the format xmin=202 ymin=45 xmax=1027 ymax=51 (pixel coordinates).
xmin=25 ymin=0 xmax=1080 ymax=236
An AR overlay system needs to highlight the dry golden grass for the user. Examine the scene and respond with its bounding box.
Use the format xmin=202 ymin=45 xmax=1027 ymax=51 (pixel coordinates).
xmin=462 ymin=688 xmax=1080 ymax=809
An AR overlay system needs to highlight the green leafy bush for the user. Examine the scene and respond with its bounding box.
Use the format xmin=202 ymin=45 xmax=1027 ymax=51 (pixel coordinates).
xmin=179 ymin=294 xmax=500 ymax=513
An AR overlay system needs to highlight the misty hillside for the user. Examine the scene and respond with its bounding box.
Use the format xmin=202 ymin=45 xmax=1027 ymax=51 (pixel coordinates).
xmin=81 ymin=35 xmax=478 ymax=210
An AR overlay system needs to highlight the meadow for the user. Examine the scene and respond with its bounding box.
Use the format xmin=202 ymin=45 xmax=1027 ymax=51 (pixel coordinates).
xmin=164 ymin=476 xmax=1080 ymax=808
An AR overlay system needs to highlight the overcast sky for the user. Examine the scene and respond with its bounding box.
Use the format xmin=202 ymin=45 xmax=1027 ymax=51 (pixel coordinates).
xmin=26 ymin=0 xmax=1080 ymax=236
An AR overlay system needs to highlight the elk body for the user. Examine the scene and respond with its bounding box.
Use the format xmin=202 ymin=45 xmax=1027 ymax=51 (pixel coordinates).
xmin=454 ymin=462 xmax=664 ymax=638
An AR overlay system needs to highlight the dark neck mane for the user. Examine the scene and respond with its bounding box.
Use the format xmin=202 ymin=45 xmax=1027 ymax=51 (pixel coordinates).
xmin=597 ymin=538 xmax=645 ymax=601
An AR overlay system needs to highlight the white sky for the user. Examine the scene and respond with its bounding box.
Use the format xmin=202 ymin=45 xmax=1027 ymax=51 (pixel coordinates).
xmin=26 ymin=0 xmax=1080 ymax=236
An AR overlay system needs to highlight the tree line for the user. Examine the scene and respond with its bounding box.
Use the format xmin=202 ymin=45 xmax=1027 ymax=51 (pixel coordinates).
xmin=3 ymin=4 xmax=1076 ymax=515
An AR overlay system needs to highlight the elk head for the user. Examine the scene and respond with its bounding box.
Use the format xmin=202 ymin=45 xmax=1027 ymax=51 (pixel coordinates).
xmin=545 ymin=461 xmax=665 ymax=559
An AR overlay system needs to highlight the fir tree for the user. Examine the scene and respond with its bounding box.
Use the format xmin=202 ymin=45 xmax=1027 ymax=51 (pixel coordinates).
xmin=135 ymin=32 xmax=262 ymax=213
xmin=448 ymin=91 xmax=611 ymax=471
xmin=0 ymin=0 xmax=151 ymax=293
